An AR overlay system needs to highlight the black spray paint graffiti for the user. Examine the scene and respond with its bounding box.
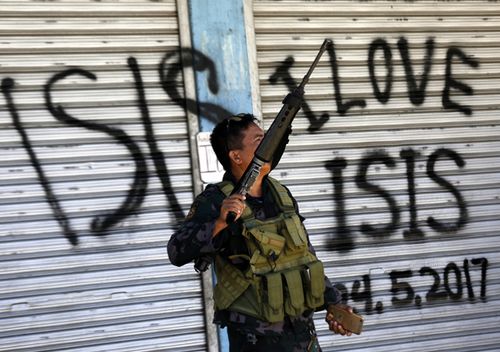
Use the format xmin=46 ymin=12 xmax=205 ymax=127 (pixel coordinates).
xmin=128 ymin=57 xmax=184 ymax=225
xmin=335 ymin=257 xmax=488 ymax=315
xmin=2 ymin=48 xmax=229 ymax=244
xmin=324 ymin=158 xmax=352 ymax=252
xmin=326 ymin=147 xmax=469 ymax=251
xmin=367 ymin=37 xmax=436 ymax=106
xmin=327 ymin=41 xmax=368 ymax=116
xmin=274 ymin=36 xmax=479 ymax=119
xmin=268 ymin=56 xmax=330 ymax=132
xmin=397 ymin=37 xmax=434 ymax=106
xmin=367 ymin=37 xmax=479 ymax=115
xmin=1 ymin=37 xmax=478 ymax=244
xmin=159 ymin=48 xmax=233 ymax=125
xmin=45 ymin=68 xmax=149 ymax=236
xmin=2 ymin=78 xmax=79 ymax=245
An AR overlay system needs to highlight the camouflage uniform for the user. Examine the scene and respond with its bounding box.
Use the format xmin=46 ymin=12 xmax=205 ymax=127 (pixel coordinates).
xmin=168 ymin=173 xmax=341 ymax=351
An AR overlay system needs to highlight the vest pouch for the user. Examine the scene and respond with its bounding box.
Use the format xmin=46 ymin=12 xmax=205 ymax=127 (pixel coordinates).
xmin=303 ymin=261 xmax=325 ymax=309
xmin=261 ymin=272 xmax=284 ymax=323
xmin=249 ymin=249 xmax=273 ymax=275
xmin=283 ymin=269 xmax=306 ymax=317
xmin=283 ymin=214 xmax=307 ymax=252
xmin=248 ymin=228 xmax=285 ymax=258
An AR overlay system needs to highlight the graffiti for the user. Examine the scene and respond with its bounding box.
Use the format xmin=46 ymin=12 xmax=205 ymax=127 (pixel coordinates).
xmin=2 ymin=78 xmax=79 ymax=245
xmin=45 ymin=68 xmax=149 ymax=237
xmin=268 ymin=56 xmax=330 ymax=132
xmin=327 ymin=41 xmax=368 ymax=116
xmin=325 ymin=158 xmax=353 ymax=252
xmin=398 ymin=37 xmax=435 ymax=106
xmin=400 ymin=148 xmax=424 ymax=239
xmin=159 ymin=48 xmax=233 ymax=124
xmin=391 ymin=258 xmax=489 ymax=306
xmin=270 ymin=36 xmax=478 ymax=132
xmin=325 ymin=147 xmax=468 ymax=249
xmin=367 ymin=37 xmax=435 ymax=106
xmin=442 ymin=46 xmax=480 ymax=115
xmin=128 ymin=57 xmax=184 ymax=224
xmin=365 ymin=36 xmax=479 ymax=115
xmin=426 ymin=148 xmax=468 ymax=232
xmin=0 ymin=37 xmax=479 ymax=246
xmin=334 ymin=257 xmax=489 ymax=315
xmin=344 ymin=36 xmax=473 ymax=119
xmin=355 ymin=150 xmax=400 ymax=237
xmin=1 ymin=48 xmax=231 ymax=244
xmin=368 ymin=38 xmax=394 ymax=104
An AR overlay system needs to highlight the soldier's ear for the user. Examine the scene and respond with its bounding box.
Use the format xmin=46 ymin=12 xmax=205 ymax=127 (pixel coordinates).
xmin=228 ymin=150 xmax=242 ymax=165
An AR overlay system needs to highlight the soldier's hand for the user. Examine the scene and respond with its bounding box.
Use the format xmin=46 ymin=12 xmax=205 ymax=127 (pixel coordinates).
xmin=219 ymin=194 xmax=246 ymax=222
xmin=325 ymin=304 xmax=354 ymax=336
xmin=212 ymin=194 xmax=246 ymax=237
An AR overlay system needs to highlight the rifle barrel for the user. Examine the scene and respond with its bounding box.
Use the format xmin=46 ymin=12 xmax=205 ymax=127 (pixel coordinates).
xmin=298 ymin=39 xmax=332 ymax=89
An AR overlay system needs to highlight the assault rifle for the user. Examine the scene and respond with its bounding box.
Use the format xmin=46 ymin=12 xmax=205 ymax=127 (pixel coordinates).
xmin=225 ymin=38 xmax=331 ymax=223
xmin=195 ymin=39 xmax=331 ymax=272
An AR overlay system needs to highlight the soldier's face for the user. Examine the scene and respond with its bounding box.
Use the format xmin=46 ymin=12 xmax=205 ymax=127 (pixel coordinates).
xmin=230 ymin=122 xmax=271 ymax=176
xmin=237 ymin=122 xmax=264 ymax=167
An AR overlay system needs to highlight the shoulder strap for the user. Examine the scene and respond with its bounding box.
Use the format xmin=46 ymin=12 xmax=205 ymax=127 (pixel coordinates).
xmin=217 ymin=180 xmax=234 ymax=197
xmin=266 ymin=177 xmax=295 ymax=213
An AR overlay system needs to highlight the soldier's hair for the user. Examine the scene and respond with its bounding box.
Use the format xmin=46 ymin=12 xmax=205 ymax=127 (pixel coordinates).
xmin=210 ymin=113 xmax=258 ymax=171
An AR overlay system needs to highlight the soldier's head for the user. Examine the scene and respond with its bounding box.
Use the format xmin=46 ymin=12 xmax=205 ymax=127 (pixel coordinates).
xmin=210 ymin=113 xmax=262 ymax=172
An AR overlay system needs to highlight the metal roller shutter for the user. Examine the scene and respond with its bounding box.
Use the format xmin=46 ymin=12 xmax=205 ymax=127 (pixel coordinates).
xmin=0 ymin=1 xmax=205 ymax=351
xmin=253 ymin=1 xmax=500 ymax=351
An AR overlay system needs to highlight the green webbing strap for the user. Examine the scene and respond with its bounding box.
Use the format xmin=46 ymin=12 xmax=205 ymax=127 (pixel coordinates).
xmin=218 ymin=181 xmax=233 ymax=196
xmin=284 ymin=215 xmax=306 ymax=247
xmin=267 ymin=177 xmax=295 ymax=212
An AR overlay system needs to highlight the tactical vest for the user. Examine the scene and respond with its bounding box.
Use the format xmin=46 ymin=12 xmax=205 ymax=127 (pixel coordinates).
xmin=213 ymin=177 xmax=325 ymax=323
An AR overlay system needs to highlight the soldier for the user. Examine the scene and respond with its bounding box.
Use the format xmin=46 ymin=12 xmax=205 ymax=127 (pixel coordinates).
xmin=168 ymin=113 xmax=354 ymax=351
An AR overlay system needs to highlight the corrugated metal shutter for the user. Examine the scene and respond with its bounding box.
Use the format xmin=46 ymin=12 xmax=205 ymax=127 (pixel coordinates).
xmin=253 ymin=1 xmax=500 ymax=351
xmin=0 ymin=1 xmax=206 ymax=351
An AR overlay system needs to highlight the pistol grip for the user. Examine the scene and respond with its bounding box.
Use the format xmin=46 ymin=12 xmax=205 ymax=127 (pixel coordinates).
xmin=226 ymin=211 xmax=237 ymax=224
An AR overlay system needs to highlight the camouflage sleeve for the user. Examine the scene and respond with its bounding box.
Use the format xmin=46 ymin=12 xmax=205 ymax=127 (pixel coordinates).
xmin=167 ymin=185 xmax=227 ymax=267
xmin=323 ymin=275 xmax=342 ymax=307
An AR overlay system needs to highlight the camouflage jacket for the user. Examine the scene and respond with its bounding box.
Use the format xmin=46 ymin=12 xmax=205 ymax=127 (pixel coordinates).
xmin=167 ymin=174 xmax=341 ymax=335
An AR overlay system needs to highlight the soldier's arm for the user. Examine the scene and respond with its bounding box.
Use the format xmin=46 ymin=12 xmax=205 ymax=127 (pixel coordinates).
xmin=167 ymin=186 xmax=228 ymax=267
